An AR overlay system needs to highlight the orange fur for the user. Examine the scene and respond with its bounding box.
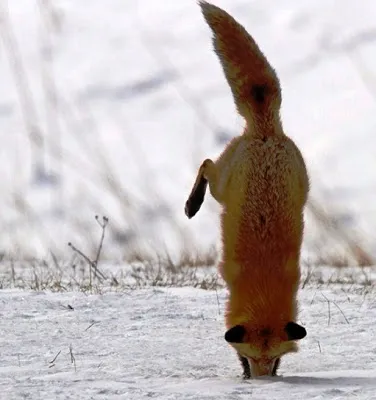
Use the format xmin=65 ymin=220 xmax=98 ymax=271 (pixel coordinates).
xmin=185 ymin=2 xmax=309 ymax=377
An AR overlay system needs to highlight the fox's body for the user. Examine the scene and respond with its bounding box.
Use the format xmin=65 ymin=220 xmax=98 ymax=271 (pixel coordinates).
xmin=185 ymin=2 xmax=309 ymax=378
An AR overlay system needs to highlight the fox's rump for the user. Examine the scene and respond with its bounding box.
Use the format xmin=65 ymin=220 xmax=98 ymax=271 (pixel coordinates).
xmin=225 ymin=138 xmax=305 ymax=228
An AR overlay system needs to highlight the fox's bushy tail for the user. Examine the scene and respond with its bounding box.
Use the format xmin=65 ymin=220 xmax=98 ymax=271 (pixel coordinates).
xmin=199 ymin=1 xmax=282 ymax=137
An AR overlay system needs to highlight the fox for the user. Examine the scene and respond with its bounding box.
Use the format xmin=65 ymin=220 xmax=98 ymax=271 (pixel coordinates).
xmin=185 ymin=1 xmax=309 ymax=378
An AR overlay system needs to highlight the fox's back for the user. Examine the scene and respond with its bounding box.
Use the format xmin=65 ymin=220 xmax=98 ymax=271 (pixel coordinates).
xmin=219 ymin=132 xmax=308 ymax=276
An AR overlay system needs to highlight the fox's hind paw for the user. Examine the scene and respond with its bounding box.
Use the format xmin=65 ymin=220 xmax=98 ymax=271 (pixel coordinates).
xmin=185 ymin=176 xmax=207 ymax=218
xmin=185 ymin=159 xmax=216 ymax=218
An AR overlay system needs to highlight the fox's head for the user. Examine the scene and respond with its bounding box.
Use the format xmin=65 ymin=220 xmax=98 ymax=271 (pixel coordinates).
xmin=225 ymin=321 xmax=306 ymax=377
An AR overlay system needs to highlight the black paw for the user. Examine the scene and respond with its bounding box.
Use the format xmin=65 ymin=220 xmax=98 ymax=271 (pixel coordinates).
xmin=243 ymin=371 xmax=251 ymax=380
xmin=185 ymin=177 xmax=207 ymax=219
xmin=272 ymin=358 xmax=280 ymax=376
xmin=238 ymin=354 xmax=251 ymax=380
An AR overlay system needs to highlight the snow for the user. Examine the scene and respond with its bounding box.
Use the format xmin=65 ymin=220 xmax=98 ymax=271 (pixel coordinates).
xmin=1 ymin=0 xmax=376 ymax=258
xmin=1 ymin=283 xmax=376 ymax=399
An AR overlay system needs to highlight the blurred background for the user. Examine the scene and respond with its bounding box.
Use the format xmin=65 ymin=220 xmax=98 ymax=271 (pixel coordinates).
xmin=0 ymin=0 xmax=375 ymax=265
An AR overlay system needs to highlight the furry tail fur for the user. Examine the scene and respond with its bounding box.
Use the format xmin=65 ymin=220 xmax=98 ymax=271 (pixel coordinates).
xmin=200 ymin=1 xmax=282 ymax=137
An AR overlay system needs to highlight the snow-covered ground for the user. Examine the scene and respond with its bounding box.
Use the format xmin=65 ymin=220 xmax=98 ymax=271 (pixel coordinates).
xmin=1 ymin=0 xmax=376 ymax=259
xmin=1 ymin=283 xmax=376 ymax=399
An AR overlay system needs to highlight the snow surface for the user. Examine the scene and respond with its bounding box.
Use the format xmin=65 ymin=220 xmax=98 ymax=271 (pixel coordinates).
xmin=1 ymin=285 xmax=376 ymax=399
xmin=1 ymin=0 xmax=376 ymax=258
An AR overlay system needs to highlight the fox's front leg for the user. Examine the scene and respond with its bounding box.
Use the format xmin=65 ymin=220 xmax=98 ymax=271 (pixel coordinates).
xmin=185 ymin=159 xmax=218 ymax=219
xmin=238 ymin=354 xmax=251 ymax=379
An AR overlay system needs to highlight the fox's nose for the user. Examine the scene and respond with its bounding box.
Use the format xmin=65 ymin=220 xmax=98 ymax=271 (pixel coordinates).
xmin=250 ymin=359 xmax=275 ymax=377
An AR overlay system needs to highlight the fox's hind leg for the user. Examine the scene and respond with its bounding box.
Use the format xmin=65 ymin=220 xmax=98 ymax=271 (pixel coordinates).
xmin=238 ymin=354 xmax=251 ymax=379
xmin=185 ymin=159 xmax=217 ymax=218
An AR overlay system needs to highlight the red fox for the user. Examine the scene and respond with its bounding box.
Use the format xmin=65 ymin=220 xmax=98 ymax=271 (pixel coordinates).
xmin=185 ymin=1 xmax=309 ymax=378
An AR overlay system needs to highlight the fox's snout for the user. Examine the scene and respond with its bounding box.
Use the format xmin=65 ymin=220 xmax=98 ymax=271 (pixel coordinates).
xmin=249 ymin=358 xmax=278 ymax=377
